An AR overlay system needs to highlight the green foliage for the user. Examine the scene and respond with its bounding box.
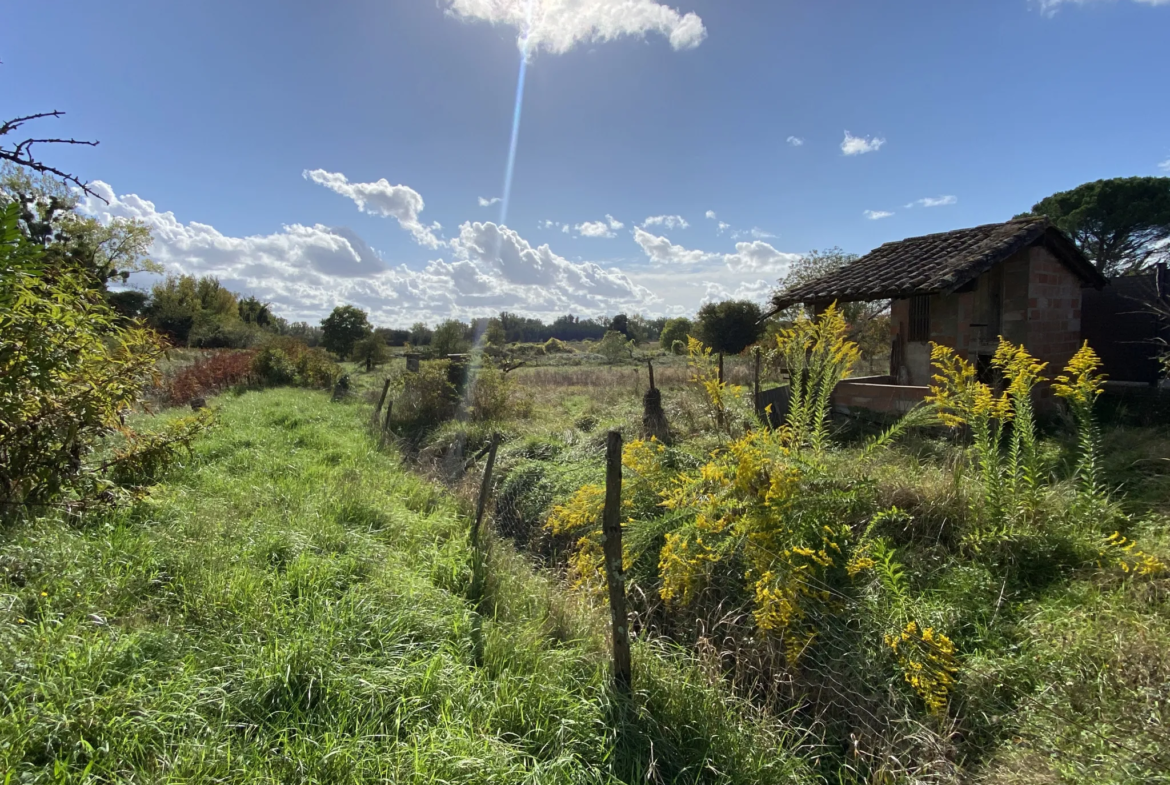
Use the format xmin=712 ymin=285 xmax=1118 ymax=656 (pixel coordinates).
xmin=1 ymin=164 xmax=161 ymax=284
xmin=145 ymin=274 xmax=269 ymax=348
xmin=251 ymin=338 xmax=340 ymax=389
xmin=408 ymin=321 xmax=433 ymax=346
xmin=484 ymin=318 xmax=507 ymax=348
xmin=391 ymin=360 xmax=458 ymax=433
xmin=774 ymin=304 xmax=860 ymax=452
xmin=350 ymin=333 xmax=391 ymax=370
xmin=467 ymin=362 xmax=515 ymax=422
xmin=596 ymin=330 xmax=634 ymax=363
xmin=658 ymin=317 xmax=692 ymax=353
xmin=541 ymin=337 xmax=572 ymax=354
xmin=320 ymin=304 xmax=372 ymax=358
xmin=1024 ymin=176 xmax=1170 ymax=275
xmin=0 ymin=202 xmax=194 ymax=511
xmin=695 ymin=299 xmax=765 ymax=356
xmin=431 ymin=319 xmax=471 ymax=357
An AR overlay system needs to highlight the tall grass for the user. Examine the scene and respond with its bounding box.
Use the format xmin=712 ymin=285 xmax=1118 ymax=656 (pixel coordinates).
xmin=0 ymin=388 xmax=811 ymax=783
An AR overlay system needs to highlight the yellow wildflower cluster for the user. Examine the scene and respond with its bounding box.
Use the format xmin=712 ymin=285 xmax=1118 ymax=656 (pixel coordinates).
xmin=773 ymin=304 xmax=860 ymax=451
xmin=926 ymin=343 xmax=1011 ymax=428
xmin=884 ymin=621 xmax=959 ymax=717
xmin=546 ymin=483 xmax=606 ymax=536
xmin=686 ymin=336 xmax=744 ymax=416
xmin=1053 ymin=342 xmax=1105 ymax=410
xmin=753 ymin=570 xmax=819 ymax=662
xmin=622 ymin=437 xmax=666 ymax=480
xmin=1101 ymin=531 xmax=1167 ymax=577
xmin=846 ymin=553 xmax=876 ymax=577
xmin=659 ymin=531 xmax=717 ymax=605
xmin=991 ymin=340 xmax=1048 ymax=397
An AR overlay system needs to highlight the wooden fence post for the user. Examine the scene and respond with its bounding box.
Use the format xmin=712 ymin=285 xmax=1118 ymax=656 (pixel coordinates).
xmin=471 ymin=433 xmax=500 ymax=550
xmin=603 ymin=429 xmax=632 ymax=694
xmin=374 ymin=378 xmax=392 ymax=423
xmin=753 ymin=348 xmax=761 ymax=410
xmin=379 ymin=401 xmax=393 ymax=447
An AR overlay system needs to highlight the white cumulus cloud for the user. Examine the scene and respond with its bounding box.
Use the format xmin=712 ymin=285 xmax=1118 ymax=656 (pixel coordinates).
xmin=576 ymin=221 xmax=614 ymax=238
xmin=642 ymin=214 xmax=689 ymax=230
xmin=864 ymin=210 xmax=894 ymax=220
xmin=786 ymin=136 xmax=804 ymax=147
xmin=1037 ymin=0 xmax=1168 ymax=15
xmin=634 ymin=227 xmax=711 ymax=264
xmin=732 ymin=227 xmax=776 ymax=240
xmin=911 ymin=195 xmax=958 ymax=208
xmin=443 ymin=0 xmax=707 ymax=56
xmin=78 ymin=181 xmax=654 ymax=325
xmin=705 ymin=210 xmax=717 ymax=219
xmin=634 ymin=228 xmax=798 ymax=275
xmin=303 ymin=169 xmax=444 ymax=249
xmin=478 ymin=196 xmax=502 ymax=207
xmin=574 ymin=215 xmax=623 ymax=238
xmin=1160 ymin=158 xmax=1170 ymax=172
xmin=841 ymin=132 xmax=886 ymax=156
xmin=724 ymin=241 xmax=800 ymax=274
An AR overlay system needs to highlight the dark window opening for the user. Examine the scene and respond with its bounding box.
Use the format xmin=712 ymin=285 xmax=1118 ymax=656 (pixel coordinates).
xmin=908 ymin=295 xmax=931 ymax=342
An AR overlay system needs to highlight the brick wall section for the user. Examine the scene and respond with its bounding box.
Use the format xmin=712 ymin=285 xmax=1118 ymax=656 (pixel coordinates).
xmin=1022 ymin=245 xmax=1083 ymax=375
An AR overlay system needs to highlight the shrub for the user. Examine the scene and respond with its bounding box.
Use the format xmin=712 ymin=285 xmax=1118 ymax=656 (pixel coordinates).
xmin=467 ymin=362 xmax=512 ymax=422
xmin=659 ymin=317 xmax=692 ymax=353
xmin=252 ymin=337 xmax=341 ymax=390
xmin=543 ymin=337 xmax=572 ymax=354
xmin=597 ymin=330 xmax=634 ymax=363
xmin=251 ymin=347 xmax=296 ymax=387
xmin=165 ymin=350 xmax=257 ymax=405
xmin=0 ymin=202 xmax=201 ymax=510
xmin=392 ymin=360 xmax=457 ymax=433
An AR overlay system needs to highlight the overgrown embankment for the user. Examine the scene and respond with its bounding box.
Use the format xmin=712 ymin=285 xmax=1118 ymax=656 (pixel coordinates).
xmin=0 ymin=388 xmax=810 ymax=783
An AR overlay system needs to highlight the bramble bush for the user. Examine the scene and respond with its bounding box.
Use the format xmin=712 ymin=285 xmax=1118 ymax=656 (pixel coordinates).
xmin=251 ymin=337 xmax=341 ymax=390
xmin=0 ymin=202 xmax=210 ymax=512
xmin=165 ymin=350 xmax=257 ymax=405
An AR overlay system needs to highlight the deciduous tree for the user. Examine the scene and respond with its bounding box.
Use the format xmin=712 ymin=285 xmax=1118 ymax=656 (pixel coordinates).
xmin=321 ymin=305 xmax=372 ymax=359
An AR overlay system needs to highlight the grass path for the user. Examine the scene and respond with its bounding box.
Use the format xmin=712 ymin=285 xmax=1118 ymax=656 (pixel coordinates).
xmin=0 ymin=389 xmax=809 ymax=784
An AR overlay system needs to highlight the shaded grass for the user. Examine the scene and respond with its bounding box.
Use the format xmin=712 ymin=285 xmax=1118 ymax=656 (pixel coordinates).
xmin=0 ymin=388 xmax=811 ymax=783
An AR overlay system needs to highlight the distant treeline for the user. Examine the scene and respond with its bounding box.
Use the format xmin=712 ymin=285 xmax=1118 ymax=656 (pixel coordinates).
xmin=111 ymin=275 xmax=327 ymax=348
xmin=116 ymin=275 xmax=670 ymax=350
xmin=409 ymin=312 xmax=668 ymax=346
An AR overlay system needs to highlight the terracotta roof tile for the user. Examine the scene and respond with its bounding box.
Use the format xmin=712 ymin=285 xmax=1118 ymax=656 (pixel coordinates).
xmin=771 ymin=217 xmax=1105 ymax=311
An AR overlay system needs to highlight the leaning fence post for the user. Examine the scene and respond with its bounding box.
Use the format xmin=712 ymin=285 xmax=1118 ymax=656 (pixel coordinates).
xmin=471 ymin=433 xmax=500 ymax=550
xmin=603 ymin=429 xmax=632 ymax=694
xmin=374 ymin=378 xmax=392 ymax=423
xmin=379 ymin=401 xmax=394 ymax=447
xmin=753 ymin=347 xmax=762 ymax=410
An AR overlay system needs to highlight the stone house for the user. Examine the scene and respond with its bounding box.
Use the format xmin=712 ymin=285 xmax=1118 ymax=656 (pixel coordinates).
xmin=768 ymin=217 xmax=1108 ymax=414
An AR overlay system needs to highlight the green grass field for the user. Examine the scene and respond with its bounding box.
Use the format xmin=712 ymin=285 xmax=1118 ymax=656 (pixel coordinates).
xmin=0 ymin=387 xmax=810 ymax=784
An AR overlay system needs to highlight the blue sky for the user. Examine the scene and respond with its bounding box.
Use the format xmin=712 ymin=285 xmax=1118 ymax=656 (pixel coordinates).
xmin=4 ymin=0 xmax=1169 ymax=326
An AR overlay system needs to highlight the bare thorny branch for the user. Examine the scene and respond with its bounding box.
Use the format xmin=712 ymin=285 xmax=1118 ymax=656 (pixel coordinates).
xmin=0 ymin=110 xmax=106 ymax=202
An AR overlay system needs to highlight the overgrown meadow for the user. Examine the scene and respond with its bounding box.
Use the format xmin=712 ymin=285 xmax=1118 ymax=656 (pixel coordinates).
xmin=366 ymin=307 xmax=1170 ymax=784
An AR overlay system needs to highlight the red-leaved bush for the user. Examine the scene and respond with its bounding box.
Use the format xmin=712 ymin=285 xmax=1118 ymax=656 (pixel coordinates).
xmin=165 ymin=350 xmax=257 ymax=406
